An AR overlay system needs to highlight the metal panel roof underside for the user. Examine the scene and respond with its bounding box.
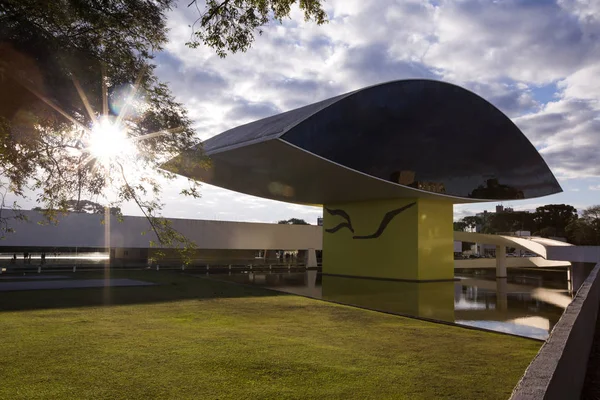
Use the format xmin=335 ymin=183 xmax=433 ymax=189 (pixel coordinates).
xmin=168 ymin=139 xmax=484 ymax=205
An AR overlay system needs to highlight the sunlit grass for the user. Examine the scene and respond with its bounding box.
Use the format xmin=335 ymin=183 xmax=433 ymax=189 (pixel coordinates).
xmin=0 ymin=271 xmax=539 ymax=399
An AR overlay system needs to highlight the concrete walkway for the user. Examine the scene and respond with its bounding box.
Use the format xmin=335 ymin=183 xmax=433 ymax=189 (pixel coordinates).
xmin=582 ymin=307 xmax=600 ymax=399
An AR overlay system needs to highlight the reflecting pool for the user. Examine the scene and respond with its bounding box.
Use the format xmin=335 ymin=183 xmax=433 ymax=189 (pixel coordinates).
xmin=0 ymin=252 xmax=109 ymax=265
xmin=205 ymin=268 xmax=573 ymax=340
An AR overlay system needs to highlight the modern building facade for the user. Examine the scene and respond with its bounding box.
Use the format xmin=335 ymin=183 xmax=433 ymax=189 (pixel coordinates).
xmin=0 ymin=210 xmax=322 ymax=266
xmin=165 ymin=80 xmax=562 ymax=282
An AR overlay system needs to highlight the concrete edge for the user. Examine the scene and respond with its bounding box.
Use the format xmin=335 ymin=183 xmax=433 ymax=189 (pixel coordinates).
xmin=510 ymin=263 xmax=600 ymax=400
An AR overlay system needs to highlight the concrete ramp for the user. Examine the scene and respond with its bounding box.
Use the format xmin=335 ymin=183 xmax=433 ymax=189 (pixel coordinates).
xmin=454 ymin=231 xmax=573 ymax=259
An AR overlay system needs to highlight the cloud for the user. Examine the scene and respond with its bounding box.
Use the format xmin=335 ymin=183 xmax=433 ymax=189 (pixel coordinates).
xmin=558 ymin=64 xmax=600 ymax=104
xmin=590 ymin=185 xmax=600 ymax=191
xmin=154 ymin=52 xmax=229 ymax=101
xmin=225 ymin=99 xmax=281 ymax=122
xmin=426 ymin=0 xmax=600 ymax=84
xmin=463 ymin=81 xmax=540 ymax=117
xmin=335 ymin=43 xmax=439 ymax=89
xmin=147 ymin=0 xmax=600 ymax=221
xmin=515 ymin=98 xmax=600 ymax=179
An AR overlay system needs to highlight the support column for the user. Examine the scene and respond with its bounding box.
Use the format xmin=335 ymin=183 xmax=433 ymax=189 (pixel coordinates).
xmin=496 ymin=245 xmax=507 ymax=278
xmin=571 ymin=262 xmax=596 ymax=293
xmin=306 ymin=248 xmax=317 ymax=268
xmin=264 ymin=249 xmax=278 ymax=264
xmin=323 ymin=198 xmax=454 ymax=281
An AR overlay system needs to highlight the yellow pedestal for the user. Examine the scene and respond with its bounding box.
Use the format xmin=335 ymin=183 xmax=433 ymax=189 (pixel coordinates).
xmin=323 ymin=198 xmax=454 ymax=281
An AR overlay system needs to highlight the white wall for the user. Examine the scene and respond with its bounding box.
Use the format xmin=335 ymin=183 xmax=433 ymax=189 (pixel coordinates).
xmin=546 ymin=246 xmax=600 ymax=263
xmin=0 ymin=211 xmax=323 ymax=250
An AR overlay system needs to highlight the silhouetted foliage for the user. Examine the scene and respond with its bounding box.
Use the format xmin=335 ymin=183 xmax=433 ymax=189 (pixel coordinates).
xmin=33 ymin=200 xmax=120 ymax=216
xmin=533 ymin=204 xmax=578 ymax=237
xmin=0 ymin=0 xmax=205 ymax=256
xmin=455 ymin=203 xmax=599 ymax=246
xmin=0 ymin=0 xmax=327 ymax=257
xmin=278 ymin=218 xmax=309 ymax=225
xmin=482 ymin=211 xmax=535 ymax=234
xmin=453 ymin=221 xmax=467 ymax=232
xmin=187 ymin=0 xmax=328 ymax=57
xmin=566 ymin=205 xmax=600 ymax=245
xmin=462 ymin=216 xmax=483 ymax=231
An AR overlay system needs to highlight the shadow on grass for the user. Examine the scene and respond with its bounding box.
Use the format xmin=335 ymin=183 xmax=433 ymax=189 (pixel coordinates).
xmin=0 ymin=270 xmax=284 ymax=312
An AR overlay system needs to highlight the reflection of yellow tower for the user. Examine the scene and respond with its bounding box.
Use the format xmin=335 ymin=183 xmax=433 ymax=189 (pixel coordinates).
xmin=321 ymin=275 xmax=455 ymax=322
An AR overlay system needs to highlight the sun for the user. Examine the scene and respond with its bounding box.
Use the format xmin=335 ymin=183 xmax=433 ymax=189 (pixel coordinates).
xmin=87 ymin=117 xmax=135 ymax=165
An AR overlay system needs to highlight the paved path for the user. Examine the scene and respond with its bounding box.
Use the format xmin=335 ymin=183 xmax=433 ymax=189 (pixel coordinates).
xmin=582 ymin=307 xmax=600 ymax=400
xmin=0 ymin=279 xmax=155 ymax=292
xmin=0 ymin=275 xmax=70 ymax=280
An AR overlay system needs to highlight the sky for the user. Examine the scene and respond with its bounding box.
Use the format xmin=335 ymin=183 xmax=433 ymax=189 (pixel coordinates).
xmin=151 ymin=0 xmax=600 ymax=224
xmin=14 ymin=0 xmax=600 ymax=224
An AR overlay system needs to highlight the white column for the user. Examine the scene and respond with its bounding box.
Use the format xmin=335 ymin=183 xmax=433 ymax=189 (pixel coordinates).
xmin=306 ymin=248 xmax=317 ymax=268
xmin=496 ymin=245 xmax=507 ymax=278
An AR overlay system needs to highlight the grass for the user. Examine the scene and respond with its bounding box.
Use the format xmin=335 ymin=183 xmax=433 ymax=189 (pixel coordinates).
xmin=0 ymin=270 xmax=540 ymax=399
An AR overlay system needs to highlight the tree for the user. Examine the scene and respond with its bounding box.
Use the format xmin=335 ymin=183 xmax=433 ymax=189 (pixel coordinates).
xmin=0 ymin=0 xmax=204 ymax=255
xmin=33 ymin=200 xmax=120 ymax=215
xmin=0 ymin=0 xmax=328 ymax=258
xmin=462 ymin=216 xmax=483 ymax=231
xmin=566 ymin=219 xmax=598 ymax=245
xmin=566 ymin=205 xmax=600 ymax=245
xmin=187 ymin=0 xmax=328 ymax=57
xmin=533 ymin=204 xmax=578 ymax=237
xmin=278 ymin=218 xmax=309 ymax=225
xmin=582 ymin=205 xmax=600 ymax=226
xmin=538 ymin=226 xmax=557 ymax=238
xmin=484 ymin=211 xmax=535 ymax=234
xmin=453 ymin=221 xmax=467 ymax=232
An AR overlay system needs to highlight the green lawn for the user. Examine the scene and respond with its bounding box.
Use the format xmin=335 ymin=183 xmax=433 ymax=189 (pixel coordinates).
xmin=0 ymin=271 xmax=539 ymax=399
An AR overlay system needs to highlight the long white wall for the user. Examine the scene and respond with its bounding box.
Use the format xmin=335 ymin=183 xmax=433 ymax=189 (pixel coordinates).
xmin=0 ymin=211 xmax=323 ymax=250
xmin=546 ymin=246 xmax=600 ymax=263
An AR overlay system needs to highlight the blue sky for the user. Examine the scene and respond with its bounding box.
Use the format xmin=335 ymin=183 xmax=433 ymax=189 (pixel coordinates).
xmin=12 ymin=0 xmax=600 ymax=224
xmin=144 ymin=0 xmax=600 ymax=224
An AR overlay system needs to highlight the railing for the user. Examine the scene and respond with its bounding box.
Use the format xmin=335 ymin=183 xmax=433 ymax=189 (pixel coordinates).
xmin=0 ymin=261 xmax=321 ymax=275
xmin=510 ymin=262 xmax=600 ymax=399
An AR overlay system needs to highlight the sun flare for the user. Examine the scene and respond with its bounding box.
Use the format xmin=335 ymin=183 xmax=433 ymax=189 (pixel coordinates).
xmin=87 ymin=118 xmax=135 ymax=165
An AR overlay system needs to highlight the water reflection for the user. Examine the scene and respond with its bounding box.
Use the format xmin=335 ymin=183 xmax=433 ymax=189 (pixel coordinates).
xmin=207 ymin=269 xmax=571 ymax=340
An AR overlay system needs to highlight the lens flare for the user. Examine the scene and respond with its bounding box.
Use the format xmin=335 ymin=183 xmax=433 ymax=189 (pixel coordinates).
xmin=88 ymin=118 xmax=135 ymax=165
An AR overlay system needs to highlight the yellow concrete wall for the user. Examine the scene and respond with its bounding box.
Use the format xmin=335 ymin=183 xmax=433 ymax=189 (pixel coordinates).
xmin=416 ymin=199 xmax=455 ymax=280
xmin=323 ymin=198 xmax=419 ymax=280
xmin=323 ymin=198 xmax=454 ymax=281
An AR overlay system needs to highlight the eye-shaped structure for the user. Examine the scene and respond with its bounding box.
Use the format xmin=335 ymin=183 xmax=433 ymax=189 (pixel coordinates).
xmin=165 ymin=79 xmax=561 ymax=205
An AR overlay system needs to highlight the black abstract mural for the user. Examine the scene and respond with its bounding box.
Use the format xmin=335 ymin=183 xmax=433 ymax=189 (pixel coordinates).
xmin=325 ymin=202 xmax=416 ymax=239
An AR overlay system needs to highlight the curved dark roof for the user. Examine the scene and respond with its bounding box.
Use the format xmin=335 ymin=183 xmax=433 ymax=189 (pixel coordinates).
xmin=175 ymin=79 xmax=561 ymax=203
xmin=203 ymin=92 xmax=353 ymax=153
